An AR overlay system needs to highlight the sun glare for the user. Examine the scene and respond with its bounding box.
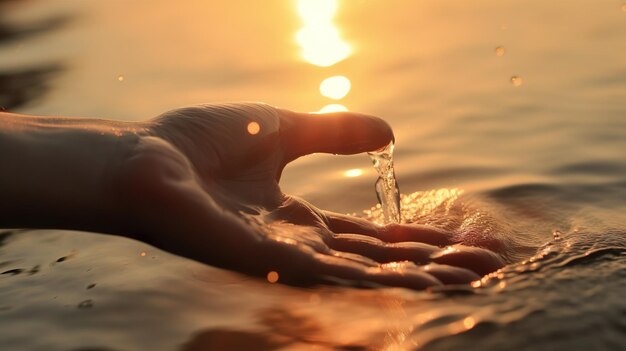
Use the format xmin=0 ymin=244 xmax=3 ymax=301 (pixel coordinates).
xmin=320 ymin=75 xmax=351 ymax=99
xmin=296 ymin=0 xmax=351 ymax=67
xmin=318 ymin=104 xmax=348 ymax=113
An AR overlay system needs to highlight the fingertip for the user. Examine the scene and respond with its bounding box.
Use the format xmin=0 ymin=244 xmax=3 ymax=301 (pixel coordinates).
xmin=430 ymin=245 xmax=505 ymax=276
xmin=279 ymin=109 xmax=394 ymax=160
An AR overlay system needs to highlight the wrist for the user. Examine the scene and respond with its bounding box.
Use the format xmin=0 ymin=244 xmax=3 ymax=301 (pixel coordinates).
xmin=0 ymin=112 xmax=147 ymax=233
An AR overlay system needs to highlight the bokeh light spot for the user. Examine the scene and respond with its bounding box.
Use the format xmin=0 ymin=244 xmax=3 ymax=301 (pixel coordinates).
xmin=266 ymin=271 xmax=279 ymax=283
xmin=247 ymin=121 xmax=261 ymax=135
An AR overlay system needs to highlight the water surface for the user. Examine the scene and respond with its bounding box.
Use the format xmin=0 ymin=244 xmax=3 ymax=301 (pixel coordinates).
xmin=1 ymin=1 xmax=625 ymax=350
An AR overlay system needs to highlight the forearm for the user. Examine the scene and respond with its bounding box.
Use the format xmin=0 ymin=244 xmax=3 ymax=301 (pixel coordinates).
xmin=0 ymin=111 xmax=146 ymax=233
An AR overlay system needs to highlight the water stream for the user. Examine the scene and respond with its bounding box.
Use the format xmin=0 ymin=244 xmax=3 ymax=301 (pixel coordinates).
xmin=368 ymin=142 xmax=402 ymax=224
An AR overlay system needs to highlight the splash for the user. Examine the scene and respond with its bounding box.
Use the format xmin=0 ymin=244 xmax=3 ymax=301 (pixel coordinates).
xmin=368 ymin=142 xmax=401 ymax=224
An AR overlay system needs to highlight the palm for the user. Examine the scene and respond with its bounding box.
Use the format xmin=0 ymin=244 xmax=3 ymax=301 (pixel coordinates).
xmin=127 ymin=103 xmax=504 ymax=289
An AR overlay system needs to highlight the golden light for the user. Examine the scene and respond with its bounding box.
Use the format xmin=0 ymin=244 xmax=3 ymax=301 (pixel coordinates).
xmin=344 ymin=168 xmax=363 ymax=177
xmin=318 ymin=103 xmax=348 ymax=113
xmin=266 ymin=271 xmax=279 ymax=283
xmin=117 ymin=75 xmax=124 ymax=81
xmin=320 ymin=75 xmax=351 ymax=99
xmin=296 ymin=0 xmax=351 ymax=67
xmin=139 ymin=251 xmax=146 ymax=257
xmin=247 ymin=121 xmax=260 ymax=135
xmin=297 ymin=0 xmax=336 ymax=23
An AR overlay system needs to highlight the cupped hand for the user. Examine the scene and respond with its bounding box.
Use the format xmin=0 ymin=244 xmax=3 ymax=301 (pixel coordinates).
xmin=116 ymin=103 xmax=503 ymax=289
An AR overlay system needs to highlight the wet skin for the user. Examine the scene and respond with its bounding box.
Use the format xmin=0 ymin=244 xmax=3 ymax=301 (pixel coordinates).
xmin=0 ymin=103 xmax=504 ymax=289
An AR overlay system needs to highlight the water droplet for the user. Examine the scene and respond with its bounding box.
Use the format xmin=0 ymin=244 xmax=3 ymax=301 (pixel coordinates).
xmin=510 ymin=75 xmax=523 ymax=87
xmin=266 ymin=271 xmax=279 ymax=283
xmin=247 ymin=121 xmax=261 ymax=135
xmin=495 ymin=46 xmax=505 ymax=56
xmin=117 ymin=75 xmax=124 ymax=81
xmin=78 ymin=299 xmax=94 ymax=309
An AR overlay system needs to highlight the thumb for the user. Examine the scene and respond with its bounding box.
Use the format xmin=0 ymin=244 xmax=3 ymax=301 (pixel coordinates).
xmin=278 ymin=109 xmax=394 ymax=162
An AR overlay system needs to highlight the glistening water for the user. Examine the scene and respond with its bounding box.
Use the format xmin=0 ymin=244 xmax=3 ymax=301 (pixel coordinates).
xmin=369 ymin=142 xmax=402 ymax=224
xmin=1 ymin=0 xmax=625 ymax=350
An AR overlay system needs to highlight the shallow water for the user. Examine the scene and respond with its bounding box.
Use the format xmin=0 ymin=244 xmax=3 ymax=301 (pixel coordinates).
xmin=1 ymin=0 xmax=625 ymax=350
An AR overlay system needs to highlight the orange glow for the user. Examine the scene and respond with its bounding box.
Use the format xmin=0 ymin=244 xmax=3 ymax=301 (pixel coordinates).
xmin=320 ymin=75 xmax=351 ymax=99
xmin=247 ymin=121 xmax=260 ymax=135
xmin=266 ymin=271 xmax=279 ymax=283
xmin=318 ymin=103 xmax=348 ymax=113
xmin=343 ymin=168 xmax=363 ymax=177
xmin=495 ymin=46 xmax=505 ymax=56
xmin=117 ymin=75 xmax=124 ymax=81
xmin=295 ymin=0 xmax=351 ymax=67
xmin=139 ymin=252 xmax=146 ymax=257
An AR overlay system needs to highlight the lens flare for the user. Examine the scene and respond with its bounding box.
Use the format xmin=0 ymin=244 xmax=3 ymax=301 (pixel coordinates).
xmin=320 ymin=75 xmax=351 ymax=100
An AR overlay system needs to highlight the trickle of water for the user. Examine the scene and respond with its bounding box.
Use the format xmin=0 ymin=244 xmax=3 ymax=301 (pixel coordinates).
xmin=368 ymin=142 xmax=401 ymax=223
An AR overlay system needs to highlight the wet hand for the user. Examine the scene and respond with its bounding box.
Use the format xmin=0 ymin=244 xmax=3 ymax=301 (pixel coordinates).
xmin=117 ymin=103 xmax=503 ymax=289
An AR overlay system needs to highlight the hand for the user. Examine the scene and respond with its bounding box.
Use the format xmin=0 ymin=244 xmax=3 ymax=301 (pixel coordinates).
xmin=114 ymin=103 xmax=503 ymax=289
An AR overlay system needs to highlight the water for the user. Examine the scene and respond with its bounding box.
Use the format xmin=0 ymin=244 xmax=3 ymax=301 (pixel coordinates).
xmin=1 ymin=0 xmax=625 ymax=350
xmin=368 ymin=142 xmax=402 ymax=224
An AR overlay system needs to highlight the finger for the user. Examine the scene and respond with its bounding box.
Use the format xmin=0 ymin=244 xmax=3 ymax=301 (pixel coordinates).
xmin=313 ymin=253 xmax=442 ymax=290
xmin=325 ymin=212 xmax=453 ymax=247
xmin=420 ymin=264 xmax=480 ymax=284
xmin=328 ymin=233 xmax=439 ymax=265
xmin=430 ymin=245 xmax=505 ymax=276
xmin=324 ymin=211 xmax=380 ymax=236
xmin=278 ymin=109 xmax=394 ymax=162
xmin=379 ymin=223 xmax=454 ymax=247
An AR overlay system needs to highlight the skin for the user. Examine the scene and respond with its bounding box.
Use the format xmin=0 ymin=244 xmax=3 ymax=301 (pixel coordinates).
xmin=0 ymin=102 xmax=504 ymax=290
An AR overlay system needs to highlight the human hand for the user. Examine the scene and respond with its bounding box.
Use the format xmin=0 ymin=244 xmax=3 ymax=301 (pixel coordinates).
xmin=115 ymin=103 xmax=503 ymax=289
